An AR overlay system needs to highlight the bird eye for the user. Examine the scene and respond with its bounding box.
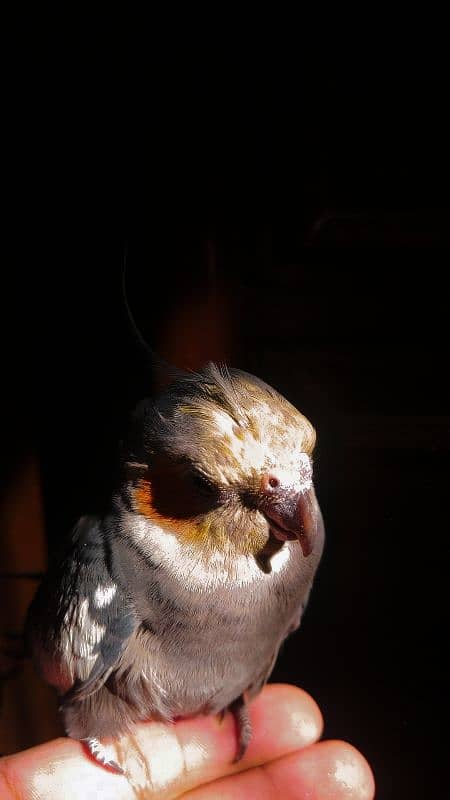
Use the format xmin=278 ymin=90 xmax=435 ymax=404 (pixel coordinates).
xmin=191 ymin=471 xmax=216 ymax=496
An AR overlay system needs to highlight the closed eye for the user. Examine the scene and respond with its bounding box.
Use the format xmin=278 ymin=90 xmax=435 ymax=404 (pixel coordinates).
xmin=191 ymin=471 xmax=218 ymax=497
xmin=146 ymin=458 xmax=222 ymax=519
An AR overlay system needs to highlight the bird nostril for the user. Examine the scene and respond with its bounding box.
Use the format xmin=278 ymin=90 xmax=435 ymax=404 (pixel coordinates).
xmin=261 ymin=473 xmax=281 ymax=493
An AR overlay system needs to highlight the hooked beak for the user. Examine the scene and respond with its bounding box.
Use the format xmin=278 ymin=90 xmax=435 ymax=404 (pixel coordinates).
xmin=262 ymin=487 xmax=317 ymax=557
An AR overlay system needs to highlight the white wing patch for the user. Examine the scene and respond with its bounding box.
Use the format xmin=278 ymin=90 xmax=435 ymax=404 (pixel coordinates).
xmin=61 ymin=596 xmax=106 ymax=680
xmin=93 ymin=583 xmax=117 ymax=608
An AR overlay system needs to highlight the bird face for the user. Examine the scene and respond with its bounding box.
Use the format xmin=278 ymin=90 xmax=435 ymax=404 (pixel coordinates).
xmin=126 ymin=363 xmax=319 ymax=564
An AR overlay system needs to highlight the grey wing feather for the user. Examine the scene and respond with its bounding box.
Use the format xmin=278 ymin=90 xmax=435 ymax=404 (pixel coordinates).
xmin=26 ymin=514 xmax=138 ymax=706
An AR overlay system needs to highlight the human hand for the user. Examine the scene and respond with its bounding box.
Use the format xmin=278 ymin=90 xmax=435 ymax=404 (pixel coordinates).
xmin=0 ymin=684 xmax=375 ymax=799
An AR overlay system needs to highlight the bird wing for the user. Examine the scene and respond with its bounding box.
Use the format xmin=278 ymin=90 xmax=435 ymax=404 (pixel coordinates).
xmin=26 ymin=514 xmax=138 ymax=706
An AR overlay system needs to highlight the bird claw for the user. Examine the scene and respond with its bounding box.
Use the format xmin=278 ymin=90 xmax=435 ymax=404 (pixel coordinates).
xmin=229 ymin=695 xmax=252 ymax=763
xmin=82 ymin=737 xmax=124 ymax=774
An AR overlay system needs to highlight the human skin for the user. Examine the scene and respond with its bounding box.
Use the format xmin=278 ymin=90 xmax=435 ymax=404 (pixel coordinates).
xmin=0 ymin=684 xmax=375 ymax=799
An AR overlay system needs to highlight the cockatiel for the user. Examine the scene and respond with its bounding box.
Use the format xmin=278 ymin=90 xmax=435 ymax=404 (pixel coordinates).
xmin=26 ymin=360 xmax=325 ymax=774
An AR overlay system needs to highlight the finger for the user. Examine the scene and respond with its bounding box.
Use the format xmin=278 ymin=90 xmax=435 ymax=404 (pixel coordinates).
xmin=0 ymin=684 xmax=323 ymax=799
xmin=182 ymin=740 xmax=376 ymax=800
xmin=123 ymin=683 xmax=324 ymax=795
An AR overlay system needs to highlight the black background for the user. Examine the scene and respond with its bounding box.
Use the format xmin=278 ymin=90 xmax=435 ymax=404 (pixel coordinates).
xmin=3 ymin=31 xmax=449 ymax=798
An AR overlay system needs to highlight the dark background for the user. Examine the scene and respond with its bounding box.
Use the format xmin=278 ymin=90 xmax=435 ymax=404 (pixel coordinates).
xmin=3 ymin=35 xmax=449 ymax=797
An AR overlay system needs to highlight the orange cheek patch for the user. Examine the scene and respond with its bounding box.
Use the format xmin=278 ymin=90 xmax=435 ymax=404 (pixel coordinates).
xmin=132 ymin=479 xmax=201 ymax=541
xmin=133 ymin=479 xmax=154 ymax=518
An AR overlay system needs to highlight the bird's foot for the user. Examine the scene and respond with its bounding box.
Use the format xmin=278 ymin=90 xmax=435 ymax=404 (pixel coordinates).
xmin=229 ymin=694 xmax=252 ymax=763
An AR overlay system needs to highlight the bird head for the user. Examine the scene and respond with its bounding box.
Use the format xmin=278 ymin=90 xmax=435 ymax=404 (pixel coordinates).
xmin=122 ymin=362 xmax=320 ymax=566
